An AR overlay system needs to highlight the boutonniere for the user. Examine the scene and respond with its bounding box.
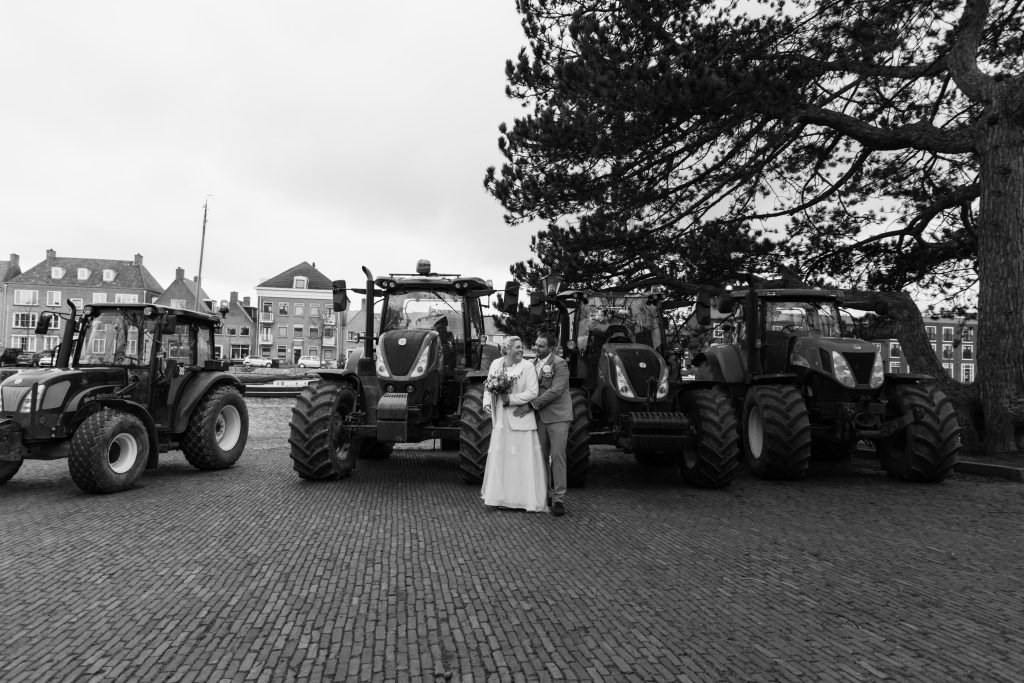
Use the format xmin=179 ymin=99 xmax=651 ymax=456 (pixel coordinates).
xmin=541 ymin=364 xmax=553 ymax=377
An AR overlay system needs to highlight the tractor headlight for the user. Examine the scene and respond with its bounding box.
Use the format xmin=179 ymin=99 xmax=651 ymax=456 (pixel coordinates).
xmin=19 ymin=385 xmax=46 ymax=413
xmin=611 ymin=356 xmax=636 ymax=398
xmin=375 ymin=352 xmax=388 ymax=377
xmin=831 ymin=351 xmax=856 ymax=388
xmin=869 ymin=352 xmax=884 ymax=388
xmin=409 ymin=344 xmax=432 ymax=379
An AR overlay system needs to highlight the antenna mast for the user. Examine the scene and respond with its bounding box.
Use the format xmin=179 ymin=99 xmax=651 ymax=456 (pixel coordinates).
xmin=195 ymin=200 xmax=208 ymax=311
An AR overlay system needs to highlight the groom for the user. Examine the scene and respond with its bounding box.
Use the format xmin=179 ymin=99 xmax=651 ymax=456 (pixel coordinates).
xmin=514 ymin=332 xmax=572 ymax=517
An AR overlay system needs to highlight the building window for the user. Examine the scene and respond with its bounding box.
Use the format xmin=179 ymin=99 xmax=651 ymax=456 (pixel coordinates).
xmin=14 ymin=290 xmax=38 ymax=306
xmin=278 ymin=326 xmax=287 ymax=337
xmin=226 ymin=326 xmax=237 ymax=336
xmin=308 ymin=347 xmax=319 ymax=357
xmin=276 ymin=345 xmax=287 ymax=358
xmin=240 ymin=326 xmax=250 ymax=336
xmin=92 ymin=292 xmax=107 ymax=304
xmin=889 ymin=361 xmax=901 ymax=372
xmin=962 ymin=364 xmax=974 ymax=383
xmin=51 ymin=267 xmax=65 ymax=279
xmin=115 ymin=293 xmax=139 ymax=303
xmin=962 ymin=344 xmax=973 ymax=360
xmin=46 ymin=290 xmax=62 ymax=307
xmin=43 ymin=335 xmax=60 ymax=350
xmin=293 ymin=325 xmax=303 ymax=338
xmin=91 ymin=339 xmax=106 ymax=354
xmin=347 ymin=331 xmax=358 ymax=341
xmin=295 ymin=303 xmax=304 ymax=316
xmin=925 ymin=326 xmax=935 ymax=341
xmin=294 ymin=276 xmax=308 ymax=289
xmin=78 ymin=268 xmax=91 ymax=280
xmin=941 ymin=344 xmax=953 ymax=360
xmin=12 ymin=312 xmax=37 ymax=329
xmin=230 ymin=344 xmax=250 ymax=360
xmin=941 ymin=327 xmax=953 ymax=342
xmin=69 ymin=298 xmax=84 ymax=310
xmin=279 ymin=302 xmax=289 ymax=315
xmin=310 ymin=304 xmax=320 ymax=317
xmin=262 ymin=301 xmax=273 ymax=313
xmin=170 ymin=299 xmax=187 ymax=308
xmin=309 ymin=327 xmax=319 ymax=339
xmin=962 ymin=327 xmax=974 ymax=342
xmin=323 ymin=327 xmax=335 ymax=339
xmin=102 ymin=269 xmax=116 ymax=282
xmin=889 ymin=342 xmax=900 ymax=358
xmin=10 ymin=335 xmax=36 ymax=352
xmin=941 ymin=362 xmax=953 ymax=375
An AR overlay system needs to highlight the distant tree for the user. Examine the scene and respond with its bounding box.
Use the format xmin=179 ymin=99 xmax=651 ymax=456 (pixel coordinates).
xmin=487 ymin=0 xmax=1024 ymax=456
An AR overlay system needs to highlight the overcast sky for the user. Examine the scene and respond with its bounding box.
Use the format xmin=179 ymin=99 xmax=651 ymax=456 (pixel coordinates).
xmin=1 ymin=1 xmax=540 ymax=308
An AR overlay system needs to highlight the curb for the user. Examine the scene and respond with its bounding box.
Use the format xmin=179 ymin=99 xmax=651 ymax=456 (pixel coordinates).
xmin=954 ymin=459 xmax=1024 ymax=482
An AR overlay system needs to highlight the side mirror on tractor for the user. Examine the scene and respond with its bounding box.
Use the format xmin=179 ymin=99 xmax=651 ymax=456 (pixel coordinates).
xmin=35 ymin=313 xmax=52 ymax=335
xmin=716 ymin=295 xmax=736 ymax=315
xmin=333 ymin=280 xmax=349 ymax=312
xmin=695 ymin=293 xmax=712 ymax=326
xmin=501 ymin=281 xmax=520 ymax=315
xmin=161 ymin=314 xmax=178 ymax=335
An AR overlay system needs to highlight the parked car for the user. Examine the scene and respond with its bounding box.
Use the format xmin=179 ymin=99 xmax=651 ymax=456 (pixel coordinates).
xmin=37 ymin=350 xmax=57 ymax=367
xmin=242 ymin=355 xmax=273 ymax=368
xmin=16 ymin=351 xmax=41 ymax=366
xmin=297 ymin=355 xmax=322 ymax=368
xmin=0 ymin=348 xmax=20 ymax=366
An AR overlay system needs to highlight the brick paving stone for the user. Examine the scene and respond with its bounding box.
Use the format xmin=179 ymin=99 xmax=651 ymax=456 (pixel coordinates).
xmin=1 ymin=398 xmax=1023 ymax=682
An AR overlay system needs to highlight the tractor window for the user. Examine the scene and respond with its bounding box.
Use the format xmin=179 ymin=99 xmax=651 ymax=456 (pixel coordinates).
xmin=766 ymin=300 xmax=842 ymax=337
xmin=381 ymin=290 xmax=480 ymax=340
xmin=578 ymin=294 xmax=663 ymax=352
xmin=77 ymin=310 xmax=150 ymax=367
xmin=163 ymin=324 xmax=196 ymax=365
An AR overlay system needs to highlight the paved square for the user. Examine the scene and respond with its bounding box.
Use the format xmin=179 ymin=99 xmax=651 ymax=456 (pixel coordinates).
xmin=1 ymin=398 xmax=1022 ymax=682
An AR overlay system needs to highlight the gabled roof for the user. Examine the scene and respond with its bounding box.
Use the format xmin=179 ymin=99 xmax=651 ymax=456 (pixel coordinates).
xmin=12 ymin=254 xmax=163 ymax=291
xmin=257 ymin=262 xmax=333 ymax=290
xmin=225 ymin=298 xmax=255 ymax=324
xmin=153 ymin=278 xmax=214 ymax=309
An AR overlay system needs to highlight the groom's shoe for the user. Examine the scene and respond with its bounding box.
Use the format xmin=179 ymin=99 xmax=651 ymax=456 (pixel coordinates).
xmin=552 ymin=501 xmax=565 ymax=517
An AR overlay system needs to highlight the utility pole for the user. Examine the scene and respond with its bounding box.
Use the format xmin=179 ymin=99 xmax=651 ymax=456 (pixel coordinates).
xmin=195 ymin=199 xmax=208 ymax=312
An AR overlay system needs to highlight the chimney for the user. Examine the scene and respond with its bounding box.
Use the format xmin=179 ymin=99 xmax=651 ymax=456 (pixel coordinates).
xmin=230 ymin=291 xmax=239 ymax=304
xmin=176 ymin=267 xmax=185 ymax=281
xmin=8 ymin=254 xmax=18 ymax=267
xmin=133 ymin=253 xmax=143 ymax=266
xmin=242 ymin=296 xmax=250 ymax=307
xmin=46 ymin=249 xmax=56 ymax=260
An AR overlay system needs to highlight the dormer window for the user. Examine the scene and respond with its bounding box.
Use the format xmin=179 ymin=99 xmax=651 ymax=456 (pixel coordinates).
xmin=51 ymin=267 xmax=65 ymax=279
xmin=102 ymin=269 xmax=116 ymax=282
xmin=294 ymin=276 xmax=308 ymax=289
xmin=78 ymin=268 xmax=91 ymax=280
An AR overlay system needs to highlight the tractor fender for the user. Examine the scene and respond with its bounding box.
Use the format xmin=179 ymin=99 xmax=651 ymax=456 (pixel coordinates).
xmin=171 ymin=372 xmax=245 ymax=434
xmin=692 ymin=345 xmax=746 ymax=385
xmin=87 ymin=397 xmax=160 ymax=466
xmin=306 ymin=369 xmax=366 ymax=409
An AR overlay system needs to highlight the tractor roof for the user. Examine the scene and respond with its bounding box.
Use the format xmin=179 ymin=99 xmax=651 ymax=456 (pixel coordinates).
xmin=375 ymin=274 xmax=493 ymax=295
xmin=82 ymin=302 xmax=223 ymax=324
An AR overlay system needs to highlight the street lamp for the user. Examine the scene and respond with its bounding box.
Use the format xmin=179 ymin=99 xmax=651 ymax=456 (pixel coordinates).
xmin=540 ymin=272 xmax=563 ymax=297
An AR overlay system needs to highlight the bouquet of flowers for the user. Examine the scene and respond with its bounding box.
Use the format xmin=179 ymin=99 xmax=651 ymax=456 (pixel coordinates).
xmin=484 ymin=368 xmax=516 ymax=405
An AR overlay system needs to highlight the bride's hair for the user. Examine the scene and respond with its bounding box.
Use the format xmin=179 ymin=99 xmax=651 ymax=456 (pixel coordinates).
xmin=501 ymin=336 xmax=522 ymax=354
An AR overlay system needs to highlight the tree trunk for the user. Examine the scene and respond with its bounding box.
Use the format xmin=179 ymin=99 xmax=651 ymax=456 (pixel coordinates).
xmin=975 ymin=100 xmax=1024 ymax=457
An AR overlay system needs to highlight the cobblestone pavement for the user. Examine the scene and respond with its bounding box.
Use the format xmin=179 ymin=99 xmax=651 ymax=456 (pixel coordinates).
xmin=2 ymin=399 xmax=1022 ymax=683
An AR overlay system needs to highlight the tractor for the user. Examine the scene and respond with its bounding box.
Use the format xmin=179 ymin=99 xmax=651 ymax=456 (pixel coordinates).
xmin=0 ymin=301 xmax=248 ymax=493
xmin=501 ymin=280 xmax=739 ymax=488
xmin=691 ymin=285 xmax=959 ymax=481
xmin=288 ymin=259 xmax=511 ymax=481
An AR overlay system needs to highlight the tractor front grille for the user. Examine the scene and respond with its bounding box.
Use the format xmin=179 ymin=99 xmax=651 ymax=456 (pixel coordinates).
xmin=842 ymin=352 xmax=878 ymax=385
xmin=380 ymin=330 xmax=435 ymax=376
xmin=616 ymin=348 xmax=662 ymax=397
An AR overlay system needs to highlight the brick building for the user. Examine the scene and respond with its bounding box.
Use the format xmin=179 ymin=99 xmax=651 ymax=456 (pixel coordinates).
xmin=255 ymin=262 xmax=337 ymax=366
xmin=218 ymin=291 xmax=257 ymax=362
xmin=2 ymin=250 xmax=162 ymax=353
xmin=874 ymin=315 xmax=977 ymax=383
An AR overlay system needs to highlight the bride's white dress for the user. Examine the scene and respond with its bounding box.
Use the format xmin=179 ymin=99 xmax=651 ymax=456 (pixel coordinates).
xmin=480 ymin=358 xmax=548 ymax=512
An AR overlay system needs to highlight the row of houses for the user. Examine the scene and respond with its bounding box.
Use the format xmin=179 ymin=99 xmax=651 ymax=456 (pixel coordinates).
xmin=0 ymin=251 xmax=377 ymax=366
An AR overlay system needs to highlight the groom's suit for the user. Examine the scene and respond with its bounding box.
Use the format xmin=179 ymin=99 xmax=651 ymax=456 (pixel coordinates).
xmin=530 ymin=352 xmax=573 ymax=504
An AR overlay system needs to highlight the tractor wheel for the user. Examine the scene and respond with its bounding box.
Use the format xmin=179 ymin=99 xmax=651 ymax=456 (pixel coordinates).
xmin=678 ymin=389 xmax=740 ymax=488
xmin=743 ymin=385 xmax=812 ymax=480
xmin=289 ymin=381 xmax=359 ymax=480
xmin=68 ymin=409 xmax=149 ymax=493
xmin=357 ymin=439 xmax=393 ymax=460
xmin=566 ymin=388 xmax=591 ymax=488
xmin=459 ymin=384 xmax=491 ymax=483
xmin=876 ymin=383 xmax=960 ymax=482
xmin=0 ymin=459 xmax=22 ymax=485
xmin=182 ymin=386 xmax=249 ymax=470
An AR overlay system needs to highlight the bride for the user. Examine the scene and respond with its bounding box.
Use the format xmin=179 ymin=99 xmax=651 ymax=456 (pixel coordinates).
xmin=480 ymin=336 xmax=548 ymax=512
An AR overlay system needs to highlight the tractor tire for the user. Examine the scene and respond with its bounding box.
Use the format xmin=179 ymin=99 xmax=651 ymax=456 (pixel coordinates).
xmin=357 ymin=439 xmax=393 ymax=460
xmin=289 ymin=381 xmax=359 ymax=480
xmin=0 ymin=459 xmax=22 ymax=485
xmin=459 ymin=384 xmax=491 ymax=483
xmin=68 ymin=409 xmax=149 ymax=493
xmin=678 ymin=389 xmax=740 ymax=488
xmin=566 ymin=388 xmax=591 ymax=487
xmin=876 ymin=383 xmax=960 ymax=482
xmin=182 ymin=386 xmax=248 ymax=470
xmin=743 ymin=385 xmax=812 ymax=480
